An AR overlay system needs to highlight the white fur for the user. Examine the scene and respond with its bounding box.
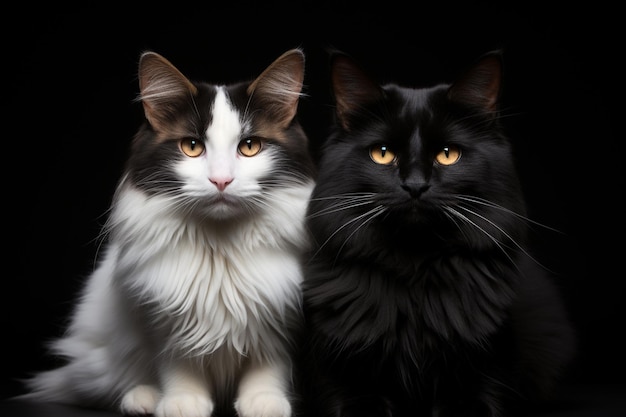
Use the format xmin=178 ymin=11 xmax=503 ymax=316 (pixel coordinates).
xmin=23 ymin=86 xmax=314 ymax=417
xmin=204 ymin=89 xmax=244 ymax=184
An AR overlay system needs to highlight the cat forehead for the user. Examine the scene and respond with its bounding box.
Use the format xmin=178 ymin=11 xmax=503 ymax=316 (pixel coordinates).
xmin=151 ymin=83 xmax=294 ymax=144
xmin=207 ymin=85 xmax=293 ymax=143
xmin=205 ymin=87 xmax=242 ymax=141
xmin=384 ymin=84 xmax=447 ymax=105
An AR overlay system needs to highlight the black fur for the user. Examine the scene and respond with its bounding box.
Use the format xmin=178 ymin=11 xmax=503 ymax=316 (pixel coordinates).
xmin=296 ymin=50 xmax=576 ymax=417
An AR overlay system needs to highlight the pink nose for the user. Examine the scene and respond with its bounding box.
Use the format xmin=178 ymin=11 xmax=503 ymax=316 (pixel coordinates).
xmin=210 ymin=178 xmax=233 ymax=191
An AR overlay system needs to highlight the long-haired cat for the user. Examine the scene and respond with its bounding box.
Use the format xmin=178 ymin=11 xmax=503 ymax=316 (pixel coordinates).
xmin=21 ymin=48 xmax=315 ymax=417
xmin=297 ymin=50 xmax=576 ymax=417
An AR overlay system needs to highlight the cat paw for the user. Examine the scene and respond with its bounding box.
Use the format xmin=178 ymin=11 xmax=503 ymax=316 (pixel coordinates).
xmin=120 ymin=384 xmax=160 ymax=415
xmin=155 ymin=392 xmax=214 ymax=417
xmin=235 ymin=392 xmax=291 ymax=417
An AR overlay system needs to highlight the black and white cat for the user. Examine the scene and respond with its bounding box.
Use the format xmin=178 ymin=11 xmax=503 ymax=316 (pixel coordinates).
xmin=297 ymin=50 xmax=576 ymax=417
xmin=22 ymin=48 xmax=315 ymax=417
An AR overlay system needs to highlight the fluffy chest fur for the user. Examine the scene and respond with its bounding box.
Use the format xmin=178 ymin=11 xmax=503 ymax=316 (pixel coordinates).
xmin=108 ymin=179 xmax=313 ymax=360
xmin=304 ymin=251 xmax=516 ymax=363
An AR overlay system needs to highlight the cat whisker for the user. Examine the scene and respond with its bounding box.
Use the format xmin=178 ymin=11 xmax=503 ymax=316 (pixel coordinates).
xmin=443 ymin=206 xmax=518 ymax=268
xmin=333 ymin=205 xmax=387 ymax=263
xmin=453 ymin=108 xmax=520 ymax=130
xmin=308 ymin=199 xmax=376 ymax=218
xmin=454 ymin=195 xmax=563 ymax=234
xmin=338 ymin=102 xmax=386 ymax=126
xmin=306 ymin=193 xmax=376 ymax=218
xmin=259 ymin=174 xmax=313 ymax=189
xmin=309 ymin=192 xmax=376 ymax=201
xmin=242 ymin=90 xmax=253 ymax=123
xmin=455 ymin=204 xmax=531 ymax=254
xmin=241 ymin=195 xmax=278 ymax=215
xmin=480 ymin=371 xmax=524 ymax=400
xmin=448 ymin=204 xmax=556 ymax=274
xmin=441 ymin=207 xmax=473 ymax=245
xmin=189 ymin=92 xmax=202 ymax=131
xmin=495 ymin=108 xmax=524 ymax=121
xmin=310 ymin=205 xmax=386 ymax=262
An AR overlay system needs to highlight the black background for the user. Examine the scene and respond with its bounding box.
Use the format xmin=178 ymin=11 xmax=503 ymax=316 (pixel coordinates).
xmin=3 ymin=1 xmax=624 ymax=403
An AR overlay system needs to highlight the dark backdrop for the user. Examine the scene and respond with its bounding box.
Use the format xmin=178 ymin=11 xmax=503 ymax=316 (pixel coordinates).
xmin=3 ymin=2 xmax=623 ymax=401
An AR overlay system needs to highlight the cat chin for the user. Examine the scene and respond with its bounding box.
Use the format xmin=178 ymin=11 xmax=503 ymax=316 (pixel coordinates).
xmin=203 ymin=198 xmax=247 ymax=220
xmin=385 ymin=205 xmax=433 ymax=228
xmin=205 ymin=205 xmax=243 ymax=220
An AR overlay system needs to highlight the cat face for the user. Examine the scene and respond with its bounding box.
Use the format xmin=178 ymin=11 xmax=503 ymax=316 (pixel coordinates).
xmin=308 ymin=51 xmax=526 ymax=254
xmin=125 ymin=49 xmax=313 ymax=221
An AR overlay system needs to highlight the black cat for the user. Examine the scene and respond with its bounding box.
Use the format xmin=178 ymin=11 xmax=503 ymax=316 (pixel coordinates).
xmin=297 ymin=50 xmax=576 ymax=417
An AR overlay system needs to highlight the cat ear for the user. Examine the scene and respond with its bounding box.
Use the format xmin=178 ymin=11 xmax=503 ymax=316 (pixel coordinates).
xmin=447 ymin=50 xmax=503 ymax=115
xmin=330 ymin=51 xmax=384 ymax=131
xmin=137 ymin=51 xmax=198 ymax=131
xmin=246 ymin=48 xmax=305 ymax=128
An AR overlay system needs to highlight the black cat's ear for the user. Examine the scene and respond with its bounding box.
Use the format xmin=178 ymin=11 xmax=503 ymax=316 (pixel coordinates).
xmin=447 ymin=50 xmax=503 ymax=116
xmin=137 ymin=51 xmax=198 ymax=132
xmin=246 ymin=48 xmax=305 ymax=129
xmin=330 ymin=51 xmax=384 ymax=131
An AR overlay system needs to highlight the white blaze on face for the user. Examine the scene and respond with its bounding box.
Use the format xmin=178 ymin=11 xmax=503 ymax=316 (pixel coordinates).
xmin=174 ymin=86 xmax=275 ymax=220
xmin=173 ymin=87 xmax=243 ymax=203
xmin=205 ymin=87 xmax=242 ymax=191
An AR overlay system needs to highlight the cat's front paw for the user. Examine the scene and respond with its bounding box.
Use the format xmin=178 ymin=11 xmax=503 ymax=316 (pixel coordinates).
xmin=120 ymin=384 xmax=160 ymax=415
xmin=155 ymin=392 xmax=214 ymax=417
xmin=235 ymin=392 xmax=291 ymax=417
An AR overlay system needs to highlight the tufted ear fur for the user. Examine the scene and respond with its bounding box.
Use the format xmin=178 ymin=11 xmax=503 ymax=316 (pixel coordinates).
xmin=447 ymin=50 xmax=503 ymax=116
xmin=137 ymin=51 xmax=198 ymax=132
xmin=246 ymin=48 xmax=305 ymax=129
xmin=330 ymin=50 xmax=384 ymax=132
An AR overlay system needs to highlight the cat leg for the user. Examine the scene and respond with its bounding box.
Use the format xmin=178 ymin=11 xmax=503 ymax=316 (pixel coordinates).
xmin=235 ymin=362 xmax=292 ymax=417
xmin=120 ymin=384 xmax=161 ymax=415
xmin=155 ymin=360 xmax=213 ymax=417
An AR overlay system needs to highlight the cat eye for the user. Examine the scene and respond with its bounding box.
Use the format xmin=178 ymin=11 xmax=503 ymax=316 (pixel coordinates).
xmin=180 ymin=138 xmax=206 ymax=157
xmin=435 ymin=145 xmax=461 ymax=165
xmin=238 ymin=138 xmax=263 ymax=157
xmin=370 ymin=145 xmax=397 ymax=165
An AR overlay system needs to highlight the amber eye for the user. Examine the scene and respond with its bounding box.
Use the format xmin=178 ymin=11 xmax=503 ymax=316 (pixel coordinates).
xmin=370 ymin=144 xmax=396 ymax=165
xmin=238 ymin=137 xmax=263 ymax=157
xmin=435 ymin=145 xmax=461 ymax=165
xmin=180 ymin=138 xmax=205 ymax=157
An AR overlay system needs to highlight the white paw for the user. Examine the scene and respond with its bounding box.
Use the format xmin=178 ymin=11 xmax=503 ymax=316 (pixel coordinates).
xmin=120 ymin=384 xmax=160 ymax=415
xmin=235 ymin=392 xmax=291 ymax=417
xmin=155 ymin=392 xmax=214 ymax=417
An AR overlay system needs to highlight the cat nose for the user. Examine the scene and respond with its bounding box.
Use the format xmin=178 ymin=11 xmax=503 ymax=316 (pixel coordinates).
xmin=401 ymin=182 xmax=429 ymax=198
xmin=210 ymin=177 xmax=233 ymax=191
xmin=401 ymin=168 xmax=429 ymax=198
